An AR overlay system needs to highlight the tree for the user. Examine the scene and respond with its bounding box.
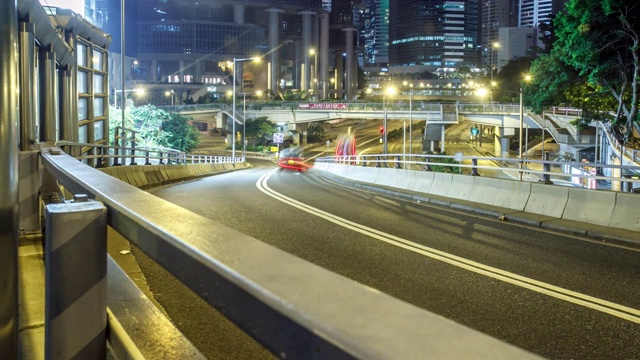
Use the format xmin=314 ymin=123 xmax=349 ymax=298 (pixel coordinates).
xmin=494 ymin=56 xmax=535 ymax=101
xmin=109 ymin=104 xmax=201 ymax=152
xmin=244 ymin=116 xmax=276 ymax=146
xmin=307 ymin=122 xmax=326 ymax=143
xmin=553 ymin=0 xmax=640 ymax=143
xmin=162 ymin=113 xmax=201 ymax=152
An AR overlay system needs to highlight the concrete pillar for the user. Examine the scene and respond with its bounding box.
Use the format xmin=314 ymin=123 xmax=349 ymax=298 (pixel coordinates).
xmin=179 ymin=60 xmax=185 ymax=83
xmin=343 ymin=27 xmax=357 ymax=101
xmin=234 ymin=4 xmax=245 ymax=25
xmin=65 ymin=31 xmax=78 ymax=143
xmin=320 ymin=12 xmax=330 ymax=99
xmin=495 ymin=126 xmax=514 ymax=158
xmin=266 ymin=8 xmax=284 ymax=92
xmin=39 ymin=48 xmax=58 ymax=142
xmin=59 ymin=67 xmax=75 ymax=141
xmin=0 ymin=1 xmax=19 ymax=355
xmin=300 ymin=10 xmax=315 ymax=92
xmin=19 ymin=22 xmax=37 ymax=150
xmin=335 ymin=53 xmax=344 ymax=99
xmin=151 ymin=60 xmax=158 ymax=82
xmin=195 ymin=61 xmax=202 ymax=83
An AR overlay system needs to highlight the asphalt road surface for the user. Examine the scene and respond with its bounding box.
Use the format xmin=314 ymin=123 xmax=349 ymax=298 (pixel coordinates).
xmin=141 ymin=159 xmax=640 ymax=359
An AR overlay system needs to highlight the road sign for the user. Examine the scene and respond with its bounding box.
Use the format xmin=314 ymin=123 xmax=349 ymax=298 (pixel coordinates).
xmin=273 ymin=132 xmax=284 ymax=144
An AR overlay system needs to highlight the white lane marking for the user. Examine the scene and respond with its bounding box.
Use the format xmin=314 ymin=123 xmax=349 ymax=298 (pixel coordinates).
xmin=256 ymin=169 xmax=640 ymax=324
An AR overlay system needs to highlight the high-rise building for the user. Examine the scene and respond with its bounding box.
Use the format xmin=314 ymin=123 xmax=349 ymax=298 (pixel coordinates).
xmin=114 ymin=0 xmax=330 ymax=104
xmin=481 ymin=0 xmax=518 ymax=74
xmin=357 ymin=0 xmax=389 ymax=66
xmin=518 ymin=0 xmax=567 ymax=28
xmin=388 ymin=0 xmax=479 ymax=75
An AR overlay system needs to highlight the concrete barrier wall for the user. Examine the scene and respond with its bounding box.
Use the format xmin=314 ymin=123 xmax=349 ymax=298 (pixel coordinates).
xmin=563 ymin=188 xmax=616 ymax=227
xmin=312 ymin=163 xmax=628 ymax=231
xmin=525 ymin=183 xmax=568 ymax=218
xmin=610 ymin=192 xmax=640 ymax=231
xmin=100 ymin=162 xmax=248 ymax=189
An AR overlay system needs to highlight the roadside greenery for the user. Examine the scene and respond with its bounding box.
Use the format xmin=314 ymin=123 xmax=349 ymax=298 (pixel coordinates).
xmin=108 ymin=104 xmax=200 ymax=152
xmin=527 ymin=0 xmax=640 ymax=143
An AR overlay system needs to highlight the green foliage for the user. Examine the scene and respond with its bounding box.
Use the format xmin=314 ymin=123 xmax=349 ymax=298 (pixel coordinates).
xmin=244 ymin=116 xmax=276 ymax=146
xmin=108 ymin=104 xmax=200 ymax=152
xmin=307 ymin=122 xmax=327 ymax=143
xmin=423 ymin=152 xmax=461 ymax=174
xmin=526 ymin=52 xmax=579 ymax=113
xmin=494 ymin=56 xmax=535 ymax=100
xmin=162 ymin=113 xmax=201 ymax=152
xmin=552 ymin=0 xmax=640 ymax=141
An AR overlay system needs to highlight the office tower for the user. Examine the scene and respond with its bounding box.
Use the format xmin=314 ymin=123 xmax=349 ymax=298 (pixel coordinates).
xmin=481 ymin=0 xmax=518 ymax=75
xmin=389 ymin=0 xmax=479 ymax=74
xmin=519 ymin=0 xmax=567 ymax=27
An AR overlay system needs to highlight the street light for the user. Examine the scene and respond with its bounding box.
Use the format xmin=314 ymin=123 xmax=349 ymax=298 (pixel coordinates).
xmin=232 ymin=57 xmax=260 ymax=161
xmin=164 ymin=90 xmax=175 ymax=106
xmin=491 ymin=42 xmax=500 ymax=82
xmin=519 ymin=74 xmax=532 ymax=180
xmin=383 ymin=86 xmax=396 ymax=154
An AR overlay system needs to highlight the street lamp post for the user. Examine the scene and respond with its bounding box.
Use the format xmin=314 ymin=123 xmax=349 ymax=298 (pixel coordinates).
xmin=409 ymin=84 xmax=413 ymax=157
xmin=491 ymin=42 xmax=500 ymax=83
xmin=519 ymin=86 xmax=524 ymax=180
xmin=165 ymin=90 xmax=174 ymax=106
xmin=382 ymin=86 xmax=396 ymax=154
xmin=518 ymin=74 xmax=532 ymax=180
xmin=232 ymin=57 xmax=259 ymax=162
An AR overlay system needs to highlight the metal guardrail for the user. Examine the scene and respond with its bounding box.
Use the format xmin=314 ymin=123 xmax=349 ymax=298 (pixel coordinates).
xmin=57 ymin=141 xmax=243 ymax=167
xmin=39 ymin=146 xmax=541 ymax=359
xmin=318 ymin=153 xmax=640 ymax=191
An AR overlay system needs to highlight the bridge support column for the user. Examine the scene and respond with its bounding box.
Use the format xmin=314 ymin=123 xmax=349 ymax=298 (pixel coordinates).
xmin=423 ymin=124 xmax=444 ymax=153
xmin=266 ymin=8 xmax=284 ymax=93
xmin=495 ymin=126 xmax=514 ymax=158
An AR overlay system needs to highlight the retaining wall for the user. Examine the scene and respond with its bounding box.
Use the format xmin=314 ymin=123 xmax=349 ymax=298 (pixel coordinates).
xmin=313 ymin=163 xmax=638 ymax=232
xmin=100 ymin=162 xmax=250 ymax=189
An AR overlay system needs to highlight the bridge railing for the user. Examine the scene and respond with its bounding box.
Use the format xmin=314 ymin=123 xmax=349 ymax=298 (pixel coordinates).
xmin=38 ymin=146 xmax=539 ymax=359
xmin=57 ymin=141 xmax=243 ymax=167
xmin=320 ymin=153 xmax=640 ymax=191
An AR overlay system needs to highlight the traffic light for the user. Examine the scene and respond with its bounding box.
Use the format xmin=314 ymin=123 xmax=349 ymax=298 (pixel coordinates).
xmin=379 ymin=126 xmax=385 ymax=134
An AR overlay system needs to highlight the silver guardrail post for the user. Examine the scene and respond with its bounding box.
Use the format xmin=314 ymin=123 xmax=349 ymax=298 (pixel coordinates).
xmin=471 ymin=158 xmax=480 ymax=176
xmin=45 ymin=194 xmax=107 ymax=359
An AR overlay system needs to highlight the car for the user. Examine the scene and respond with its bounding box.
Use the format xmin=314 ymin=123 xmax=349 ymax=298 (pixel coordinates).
xmin=278 ymin=157 xmax=311 ymax=172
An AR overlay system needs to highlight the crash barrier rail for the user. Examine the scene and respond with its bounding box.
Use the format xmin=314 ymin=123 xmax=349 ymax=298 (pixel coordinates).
xmin=162 ymin=101 xmax=581 ymax=116
xmin=57 ymin=141 xmax=242 ymax=167
xmin=313 ymin=156 xmax=640 ymax=233
xmin=317 ymin=153 xmax=640 ymax=193
xmin=38 ymin=146 xmax=539 ymax=359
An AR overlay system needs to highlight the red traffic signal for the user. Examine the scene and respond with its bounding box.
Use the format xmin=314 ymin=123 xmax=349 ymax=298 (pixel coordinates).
xmin=379 ymin=126 xmax=385 ymax=134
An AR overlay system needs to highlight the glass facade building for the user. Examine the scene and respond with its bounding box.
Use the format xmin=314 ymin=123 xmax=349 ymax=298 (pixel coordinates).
xmin=389 ymin=0 xmax=479 ymax=72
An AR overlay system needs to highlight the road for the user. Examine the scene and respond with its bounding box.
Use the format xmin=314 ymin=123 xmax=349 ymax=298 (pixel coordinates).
xmin=141 ymin=160 xmax=640 ymax=359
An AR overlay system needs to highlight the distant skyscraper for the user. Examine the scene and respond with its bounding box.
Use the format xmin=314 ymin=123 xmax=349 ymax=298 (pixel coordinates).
xmin=389 ymin=0 xmax=479 ymax=73
xmin=519 ymin=0 xmax=567 ymax=27
xmin=481 ymin=0 xmax=518 ymax=72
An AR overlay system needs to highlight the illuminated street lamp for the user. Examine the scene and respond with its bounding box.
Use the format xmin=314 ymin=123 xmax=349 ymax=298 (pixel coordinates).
xmin=491 ymin=42 xmax=500 ymax=82
xmin=164 ymin=90 xmax=175 ymax=106
xmin=519 ymin=74 xmax=532 ymax=180
xmin=383 ymin=86 xmax=397 ymax=154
